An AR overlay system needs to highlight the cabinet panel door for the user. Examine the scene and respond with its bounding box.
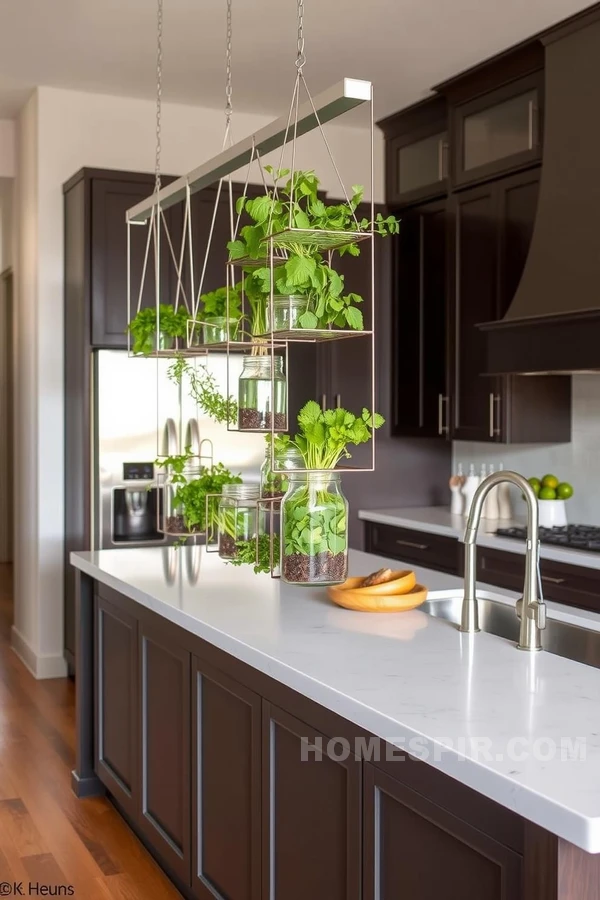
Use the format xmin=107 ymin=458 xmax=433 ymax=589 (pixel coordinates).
xmin=496 ymin=168 xmax=540 ymax=317
xmin=95 ymin=594 xmax=138 ymax=818
xmin=393 ymin=199 xmax=447 ymax=437
xmin=262 ymin=703 xmax=361 ymax=900
xmin=450 ymin=184 xmax=502 ymax=441
xmin=139 ymin=623 xmax=191 ymax=885
xmin=91 ymin=177 xmax=179 ymax=347
xmin=363 ymin=764 xmax=522 ymax=900
xmin=192 ymin=658 xmax=261 ymax=900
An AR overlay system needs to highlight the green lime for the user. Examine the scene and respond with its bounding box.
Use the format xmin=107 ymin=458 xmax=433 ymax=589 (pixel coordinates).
xmin=528 ymin=477 xmax=541 ymax=497
xmin=539 ymin=486 xmax=557 ymax=500
xmin=556 ymin=482 xmax=574 ymax=500
xmin=541 ymin=474 xmax=559 ymax=490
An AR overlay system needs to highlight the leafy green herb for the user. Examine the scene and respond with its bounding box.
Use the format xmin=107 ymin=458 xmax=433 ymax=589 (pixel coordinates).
xmin=156 ymin=455 xmax=242 ymax=536
xmin=167 ymin=354 xmax=237 ymax=425
xmin=289 ymin=400 xmax=384 ymax=470
xmin=199 ymin=282 xmax=243 ymax=321
xmin=228 ymin=533 xmax=281 ymax=575
xmin=127 ymin=304 xmax=189 ymax=355
xmin=229 ymin=169 xmax=399 ymax=333
xmin=283 ymin=487 xmax=347 ymax=558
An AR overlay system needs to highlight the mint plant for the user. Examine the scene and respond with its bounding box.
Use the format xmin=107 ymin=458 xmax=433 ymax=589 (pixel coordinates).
xmin=155 ymin=452 xmax=242 ymax=537
xmin=199 ymin=282 xmax=243 ymax=321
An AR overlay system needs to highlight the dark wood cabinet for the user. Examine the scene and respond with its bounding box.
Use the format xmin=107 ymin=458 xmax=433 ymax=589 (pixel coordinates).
xmin=95 ymin=591 xmax=138 ymax=819
xmin=478 ymin=546 xmax=600 ymax=614
xmin=192 ymin=657 xmax=261 ymax=900
xmin=379 ymin=96 xmax=448 ymax=206
xmin=392 ymin=199 xmax=448 ymax=437
xmin=138 ymin=619 xmax=191 ymax=885
xmin=90 ymin=175 xmax=180 ymax=347
xmin=364 ymin=521 xmax=460 ymax=575
xmin=449 ymin=170 xmax=571 ymax=443
xmin=83 ymin=576 xmax=600 ymax=900
xmin=452 ymin=72 xmax=543 ymax=188
xmin=363 ymin=763 xmax=522 ymax=900
xmin=262 ymin=703 xmax=361 ymax=900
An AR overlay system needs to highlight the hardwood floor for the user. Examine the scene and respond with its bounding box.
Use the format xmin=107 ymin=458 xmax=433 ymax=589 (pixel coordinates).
xmin=0 ymin=564 xmax=183 ymax=899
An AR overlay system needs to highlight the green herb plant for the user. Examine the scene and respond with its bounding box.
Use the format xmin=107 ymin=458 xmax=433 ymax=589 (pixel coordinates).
xmin=156 ymin=451 xmax=242 ymax=538
xmin=127 ymin=304 xmax=189 ymax=355
xmin=168 ymin=354 xmax=237 ymax=425
xmin=229 ymin=533 xmax=281 ymax=575
xmin=228 ymin=168 xmax=398 ymax=332
xmin=199 ymin=282 xmax=243 ymax=322
xmin=281 ymin=401 xmax=384 ymax=567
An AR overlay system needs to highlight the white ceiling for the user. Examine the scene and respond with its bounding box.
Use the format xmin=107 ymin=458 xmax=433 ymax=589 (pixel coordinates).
xmin=0 ymin=0 xmax=593 ymax=121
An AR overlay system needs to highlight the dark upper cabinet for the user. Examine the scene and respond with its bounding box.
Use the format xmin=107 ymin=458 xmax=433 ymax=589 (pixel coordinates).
xmin=90 ymin=174 xmax=182 ymax=347
xmin=380 ymin=97 xmax=448 ymax=206
xmin=449 ymin=168 xmax=570 ymax=443
xmin=363 ymin=763 xmax=522 ymax=900
xmin=452 ymin=72 xmax=543 ymax=188
xmin=391 ymin=198 xmax=448 ymax=437
xmin=450 ymin=181 xmax=502 ymax=441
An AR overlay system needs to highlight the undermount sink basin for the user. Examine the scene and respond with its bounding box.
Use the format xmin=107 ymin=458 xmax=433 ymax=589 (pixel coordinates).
xmin=421 ymin=592 xmax=600 ymax=670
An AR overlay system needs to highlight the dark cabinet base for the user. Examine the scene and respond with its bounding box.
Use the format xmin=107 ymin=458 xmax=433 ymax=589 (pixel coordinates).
xmin=73 ymin=569 xmax=600 ymax=900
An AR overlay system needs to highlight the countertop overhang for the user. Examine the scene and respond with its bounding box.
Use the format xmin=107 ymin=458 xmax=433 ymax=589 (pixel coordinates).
xmin=72 ymin=546 xmax=600 ymax=852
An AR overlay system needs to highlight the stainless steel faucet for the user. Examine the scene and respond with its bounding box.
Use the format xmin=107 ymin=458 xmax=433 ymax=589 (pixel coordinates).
xmin=460 ymin=471 xmax=546 ymax=651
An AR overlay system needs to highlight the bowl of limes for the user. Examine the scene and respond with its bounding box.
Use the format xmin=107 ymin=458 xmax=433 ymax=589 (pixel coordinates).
xmin=527 ymin=474 xmax=574 ymax=528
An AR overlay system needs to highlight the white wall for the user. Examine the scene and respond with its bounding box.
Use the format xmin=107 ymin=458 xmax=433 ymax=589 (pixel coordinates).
xmin=16 ymin=85 xmax=383 ymax=677
xmin=0 ymin=120 xmax=15 ymax=178
xmin=453 ymin=375 xmax=600 ymax=525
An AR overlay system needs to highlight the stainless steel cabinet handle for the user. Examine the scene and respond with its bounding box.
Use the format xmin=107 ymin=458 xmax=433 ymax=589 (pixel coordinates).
xmin=396 ymin=538 xmax=429 ymax=551
xmin=321 ymin=394 xmax=327 ymax=412
xmin=528 ymin=99 xmax=534 ymax=150
xmin=489 ymin=393 xmax=501 ymax=438
xmin=335 ymin=393 xmax=341 ymax=409
xmin=541 ymin=576 xmax=566 ymax=585
xmin=438 ymin=394 xmax=449 ymax=435
xmin=438 ymin=139 xmax=449 ymax=180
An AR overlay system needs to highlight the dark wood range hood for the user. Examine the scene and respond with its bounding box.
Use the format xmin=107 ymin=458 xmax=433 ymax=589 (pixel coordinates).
xmin=481 ymin=7 xmax=600 ymax=374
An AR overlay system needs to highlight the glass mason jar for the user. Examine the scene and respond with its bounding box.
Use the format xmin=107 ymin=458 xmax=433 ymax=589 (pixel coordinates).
xmin=218 ymin=483 xmax=260 ymax=560
xmin=266 ymin=295 xmax=306 ymax=333
xmin=202 ymin=316 xmax=239 ymax=345
xmin=281 ymin=472 xmax=349 ymax=586
xmin=238 ymin=355 xmax=287 ymax=431
xmin=260 ymin=444 xmax=305 ymax=501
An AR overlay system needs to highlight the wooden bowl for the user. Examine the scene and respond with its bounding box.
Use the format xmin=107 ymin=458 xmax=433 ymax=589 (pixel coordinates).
xmin=327 ymin=583 xmax=428 ymax=613
xmin=336 ymin=570 xmax=417 ymax=597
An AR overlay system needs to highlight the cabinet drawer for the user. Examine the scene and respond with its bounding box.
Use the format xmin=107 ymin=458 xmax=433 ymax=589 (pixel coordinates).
xmin=364 ymin=522 xmax=459 ymax=575
xmin=478 ymin=547 xmax=600 ymax=614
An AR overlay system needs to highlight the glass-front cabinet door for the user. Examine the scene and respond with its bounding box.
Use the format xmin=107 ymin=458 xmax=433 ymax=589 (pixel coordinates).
xmin=387 ymin=129 xmax=448 ymax=204
xmin=453 ymin=73 xmax=542 ymax=186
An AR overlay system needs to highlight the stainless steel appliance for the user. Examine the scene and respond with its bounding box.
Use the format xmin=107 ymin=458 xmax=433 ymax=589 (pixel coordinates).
xmin=496 ymin=524 xmax=600 ymax=553
xmin=93 ymin=350 xmax=265 ymax=549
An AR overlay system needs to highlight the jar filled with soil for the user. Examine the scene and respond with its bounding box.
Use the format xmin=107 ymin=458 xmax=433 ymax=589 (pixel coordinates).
xmin=281 ymin=471 xmax=348 ymax=586
xmin=238 ymin=355 xmax=287 ymax=431
xmin=266 ymin=295 xmax=306 ymax=333
xmin=218 ymin=483 xmax=260 ymax=560
xmin=260 ymin=444 xmax=305 ymax=502
xmin=159 ymin=467 xmax=217 ymax=538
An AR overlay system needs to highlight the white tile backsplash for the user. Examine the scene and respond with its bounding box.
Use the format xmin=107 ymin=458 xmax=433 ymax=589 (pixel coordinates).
xmin=453 ymin=375 xmax=600 ymax=525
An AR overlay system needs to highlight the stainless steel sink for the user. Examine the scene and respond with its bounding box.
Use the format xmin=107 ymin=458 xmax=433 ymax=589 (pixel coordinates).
xmin=422 ymin=593 xmax=600 ymax=670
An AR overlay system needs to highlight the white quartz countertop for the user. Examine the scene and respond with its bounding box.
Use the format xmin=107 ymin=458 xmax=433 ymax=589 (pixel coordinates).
xmin=72 ymin=546 xmax=600 ymax=852
xmin=358 ymin=506 xmax=600 ymax=571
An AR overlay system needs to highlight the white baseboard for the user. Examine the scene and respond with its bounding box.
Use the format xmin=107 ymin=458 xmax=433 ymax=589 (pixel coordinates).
xmin=11 ymin=626 xmax=68 ymax=679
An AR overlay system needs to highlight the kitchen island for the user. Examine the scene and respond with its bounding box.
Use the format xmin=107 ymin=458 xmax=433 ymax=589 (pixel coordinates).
xmin=71 ymin=546 xmax=600 ymax=899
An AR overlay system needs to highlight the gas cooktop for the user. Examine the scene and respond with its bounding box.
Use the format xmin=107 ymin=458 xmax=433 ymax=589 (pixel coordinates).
xmin=495 ymin=524 xmax=600 ymax=553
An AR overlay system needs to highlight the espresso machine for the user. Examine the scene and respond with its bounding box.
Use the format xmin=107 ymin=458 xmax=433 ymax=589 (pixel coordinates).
xmin=93 ymin=350 xmax=265 ymax=550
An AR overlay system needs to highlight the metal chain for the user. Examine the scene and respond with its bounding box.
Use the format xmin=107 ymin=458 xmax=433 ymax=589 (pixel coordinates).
xmin=154 ymin=0 xmax=164 ymax=193
xmin=225 ymin=0 xmax=233 ymax=120
xmin=296 ymin=0 xmax=306 ymax=70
